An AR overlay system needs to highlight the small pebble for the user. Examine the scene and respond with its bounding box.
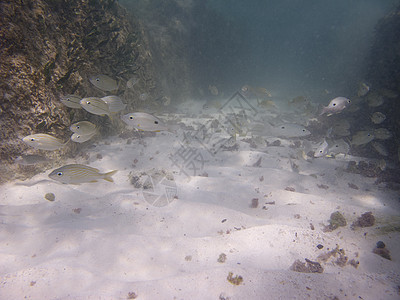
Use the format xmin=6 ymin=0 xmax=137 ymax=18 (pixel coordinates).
xmin=376 ymin=241 xmax=385 ymax=249
xmin=44 ymin=193 xmax=55 ymax=202
xmin=250 ymin=198 xmax=259 ymax=208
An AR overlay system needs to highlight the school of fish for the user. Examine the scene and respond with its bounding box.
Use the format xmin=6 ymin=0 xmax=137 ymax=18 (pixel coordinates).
xmin=19 ymin=74 xmax=396 ymax=184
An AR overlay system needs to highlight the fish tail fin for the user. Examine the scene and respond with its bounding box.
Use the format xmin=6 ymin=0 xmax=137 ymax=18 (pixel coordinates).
xmin=103 ymin=170 xmax=118 ymax=182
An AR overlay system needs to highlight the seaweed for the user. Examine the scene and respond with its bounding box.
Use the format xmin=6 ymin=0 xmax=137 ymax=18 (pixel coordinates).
xmin=227 ymin=272 xmax=243 ymax=285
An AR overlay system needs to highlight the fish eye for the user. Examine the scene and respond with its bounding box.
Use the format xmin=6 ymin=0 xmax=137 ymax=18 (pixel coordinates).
xmin=319 ymin=150 xmax=323 ymax=153
xmin=96 ymin=78 xmax=100 ymax=81
xmin=76 ymin=126 xmax=80 ymax=129
xmin=30 ymin=138 xmax=35 ymax=141
xmin=302 ymin=129 xmax=306 ymax=132
xmin=154 ymin=121 xmax=159 ymax=124
xmin=281 ymin=126 xmax=285 ymax=129
xmin=129 ymin=116 xmax=134 ymax=119
xmin=333 ymin=103 xmax=336 ymax=106
xmin=57 ymin=172 xmax=63 ymax=176
xmin=87 ymin=101 xmax=91 ymax=105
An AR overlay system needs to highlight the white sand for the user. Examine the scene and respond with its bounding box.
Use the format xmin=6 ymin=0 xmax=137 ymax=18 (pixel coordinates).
xmin=1 ymin=97 xmax=400 ymax=299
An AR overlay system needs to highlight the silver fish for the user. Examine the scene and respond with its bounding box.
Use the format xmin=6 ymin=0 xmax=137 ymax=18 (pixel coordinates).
xmin=101 ymin=95 xmax=126 ymax=113
xmin=374 ymin=128 xmax=392 ymax=140
xmin=370 ymin=112 xmax=386 ymax=124
xmin=357 ymin=82 xmax=370 ymax=97
xmin=22 ymin=134 xmax=68 ymax=150
xmin=328 ymin=139 xmax=350 ymax=156
xmin=331 ymin=120 xmax=351 ymax=137
xmin=15 ymin=154 xmax=50 ymax=165
xmin=250 ymin=122 xmax=310 ymax=138
xmin=71 ymin=132 xmax=96 ymax=143
xmin=70 ymin=121 xmax=97 ymax=135
xmin=49 ymin=164 xmax=117 ymax=184
xmin=371 ymin=141 xmax=388 ymax=156
xmin=351 ymin=130 xmax=374 ymax=146
xmin=367 ymin=94 xmax=384 ymax=107
xmin=121 ymin=112 xmax=170 ymax=132
xmin=314 ymin=140 xmax=329 ymax=158
xmin=320 ymin=97 xmax=351 ymax=116
xmin=89 ymin=74 xmax=118 ymax=91
xmin=60 ymin=94 xmax=82 ymax=109
xmin=126 ymin=76 xmax=139 ymax=89
xmin=269 ymin=123 xmax=311 ymax=138
xmin=80 ymin=97 xmax=111 ymax=116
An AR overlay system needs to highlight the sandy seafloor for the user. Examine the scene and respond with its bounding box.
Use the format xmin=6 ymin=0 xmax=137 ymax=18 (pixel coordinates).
xmin=1 ymin=95 xmax=400 ymax=300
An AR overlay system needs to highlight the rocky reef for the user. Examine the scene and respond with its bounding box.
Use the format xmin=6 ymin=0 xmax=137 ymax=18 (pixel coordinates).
xmin=0 ymin=0 xmax=157 ymax=183
xmin=365 ymin=4 xmax=400 ymax=178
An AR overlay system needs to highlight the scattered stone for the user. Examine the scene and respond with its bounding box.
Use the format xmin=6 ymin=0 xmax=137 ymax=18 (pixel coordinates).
xmin=30 ymin=281 xmax=36 ymax=286
xmin=294 ymin=214 xmax=301 ymax=219
xmin=250 ymin=198 xmax=259 ymax=208
xmin=221 ymin=219 xmax=227 ymax=223
xmin=373 ymin=247 xmax=391 ymax=260
xmin=317 ymin=244 xmax=324 ymax=249
xmin=219 ymin=293 xmax=231 ymax=300
xmin=44 ymin=192 xmax=55 ymax=202
xmin=185 ymin=255 xmax=192 ymax=261
xmin=285 ymin=186 xmax=296 ymax=192
xmin=270 ymin=140 xmax=281 ymax=146
xmin=290 ymin=258 xmax=323 ymax=273
xmin=252 ymin=157 xmax=262 ymax=167
xmin=259 ymin=175 xmax=264 ymax=182
xmin=376 ymin=241 xmax=385 ymax=248
xmin=217 ymin=253 xmax=227 ymax=263
xmin=348 ymin=182 xmax=359 ymax=190
xmin=372 ymin=241 xmax=391 ymax=260
xmin=96 ymin=153 xmax=103 ymax=160
xmin=317 ymin=184 xmax=329 ymax=190
xmin=127 ymin=292 xmax=138 ymax=299
xmin=227 ymin=272 xmax=243 ymax=285
xmin=72 ymin=208 xmax=81 ymax=214
xmin=351 ymin=211 xmax=375 ymax=229
xmin=349 ymin=259 xmax=360 ymax=268
xmin=323 ymin=211 xmax=347 ymax=232
xmin=310 ymin=223 xmax=315 ymax=230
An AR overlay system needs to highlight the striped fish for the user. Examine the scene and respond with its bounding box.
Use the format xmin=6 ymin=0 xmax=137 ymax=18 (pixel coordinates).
xmin=70 ymin=132 xmax=96 ymax=143
xmin=121 ymin=112 xmax=170 ymax=132
xmin=101 ymin=95 xmax=126 ymax=113
xmin=22 ymin=134 xmax=68 ymax=150
xmin=80 ymin=97 xmax=111 ymax=116
xmin=48 ymin=164 xmax=117 ymax=184
xmin=60 ymin=94 xmax=82 ymax=109
xmin=89 ymin=74 xmax=118 ymax=91
xmin=70 ymin=121 xmax=97 ymax=135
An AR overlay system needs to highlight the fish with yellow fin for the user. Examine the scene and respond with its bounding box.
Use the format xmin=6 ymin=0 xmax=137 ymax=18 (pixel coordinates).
xmin=49 ymin=164 xmax=117 ymax=184
xmin=241 ymin=85 xmax=272 ymax=98
xmin=22 ymin=134 xmax=68 ymax=150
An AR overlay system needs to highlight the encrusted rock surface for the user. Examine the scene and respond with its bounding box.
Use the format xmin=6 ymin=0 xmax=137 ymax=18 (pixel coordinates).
xmin=0 ymin=0 xmax=156 ymax=183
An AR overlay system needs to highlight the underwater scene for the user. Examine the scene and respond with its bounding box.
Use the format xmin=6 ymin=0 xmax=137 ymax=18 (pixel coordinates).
xmin=1 ymin=0 xmax=400 ymax=299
